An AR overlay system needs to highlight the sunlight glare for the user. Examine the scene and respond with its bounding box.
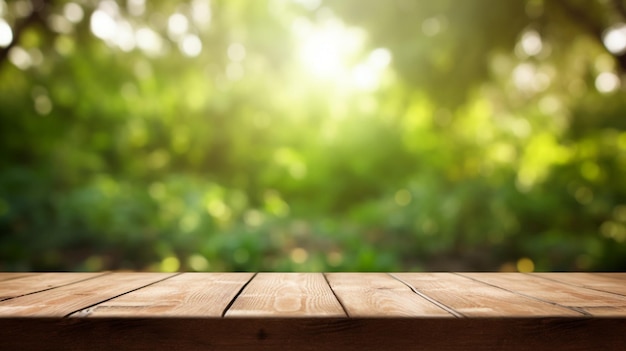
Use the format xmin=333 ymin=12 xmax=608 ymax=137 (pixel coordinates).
xmin=369 ymin=48 xmax=392 ymax=69
xmin=296 ymin=17 xmax=364 ymax=80
xmin=351 ymin=48 xmax=392 ymax=90
xmin=351 ymin=64 xmax=377 ymax=90
xmin=300 ymin=29 xmax=344 ymax=78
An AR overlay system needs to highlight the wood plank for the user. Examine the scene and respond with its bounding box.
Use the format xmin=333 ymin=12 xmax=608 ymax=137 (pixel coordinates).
xmin=596 ymin=273 xmax=626 ymax=280
xmin=225 ymin=273 xmax=345 ymax=317
xmin=393 ymin=273 xmax=581 ymax=317
xmin=532 ymin=273 xmax=626 ymax=296
xmin=78 ymin=273 xmax=254 ymax=317
xmin=0 ymin=273 xmax=174 ymax=317
xmin=0 ymin=273 xmax=34 ymax=282
xmin=325 ymin=273 xmax=453 ymax=317
xmin=2 ymin=318 xmax=625 ymax=351
xmin=461 ymin=273 xmax=626 ymax=316
xmin=0 ymin=273 xmax=105 ymax=301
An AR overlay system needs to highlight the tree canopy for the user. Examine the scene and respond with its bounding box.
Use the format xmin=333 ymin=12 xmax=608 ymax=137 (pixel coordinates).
xmin=1 ymin=0 xmax=625 ymax=272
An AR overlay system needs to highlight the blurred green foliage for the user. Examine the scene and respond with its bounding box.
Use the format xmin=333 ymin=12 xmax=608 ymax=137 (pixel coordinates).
xmin=1 ymin=0 xmax=625 ymax=272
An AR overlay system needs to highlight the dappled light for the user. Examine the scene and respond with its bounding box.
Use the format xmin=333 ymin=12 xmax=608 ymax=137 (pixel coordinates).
xmin=0 ymin=0 xmax=625 ymax=272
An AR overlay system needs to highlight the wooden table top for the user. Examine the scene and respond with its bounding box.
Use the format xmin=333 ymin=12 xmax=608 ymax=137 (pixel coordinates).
xmin=1 ymin=272 xmax=625 ymax=350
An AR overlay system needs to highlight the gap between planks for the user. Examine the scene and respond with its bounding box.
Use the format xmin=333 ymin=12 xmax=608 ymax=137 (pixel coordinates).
xmin=221 ymin=272 xmax=258 ymax=317
xmin=3 ymin=273 xmax=624 ymax=319
xmin=456 ymin=273 xmax=590 ymax=316
xmin=0 ymin=272 xmax=110 ymax=302
xmin=529 ymin=273 xmax=626 ymax=298
xmin=66 ymin=273 xmax=182 ymax=317
xmin=389 ymin=273 xmax=463 ymax=318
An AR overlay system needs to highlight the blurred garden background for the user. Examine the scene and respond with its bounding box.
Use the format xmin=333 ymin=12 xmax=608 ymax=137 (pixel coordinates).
xmin=1 ymin=0 xmax=626 ymax=272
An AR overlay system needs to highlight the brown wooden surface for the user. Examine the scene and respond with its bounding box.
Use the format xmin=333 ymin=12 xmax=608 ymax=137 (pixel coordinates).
xmin=0 ymin=273 xmax=105 ymax=302
xmin=393 ymin=272 xmax=583 ymax=317
xmin=1 ymin=272 xmax=625 ymax=350
xmin=73 ymin=272 xmax=255 ymax=317
xmin=225 ymin=273 xmax=344 ymax=317
xmin=326 ymin=272 xmax=452 ymax=317
xmin=461 ymin=272 xmax=626 ymax=316
xmin=0 ymin=272 xmax=173 ymax=317
xmin=531 ymin=272 xmax=626 ymax=296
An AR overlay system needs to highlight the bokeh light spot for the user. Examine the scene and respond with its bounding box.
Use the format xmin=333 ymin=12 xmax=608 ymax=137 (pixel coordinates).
xmin=90 ymin=9 xmax=116 ymax=40
xmin=127 ymin=0 xmax=145 ymax=17
xmin=191 ymin=0 xmax=212 ymax=28
xmin=180 ymin=34 xmax=202 ymax=57
xmin=595 ymin=72 xmax=620 ymax=93
xmin=168 ymin=13 xmax=188 ymax=39
xmin=326 ymin=251 xmax=343 ymax=267
xmin=188 ymin=254 xmax=210 ymax=271
xmin=516 ymin=257 xmax=535 ymax=272
xmin=63 ymin=2 xmax=84 ymax=24
xmin=600 ymin=221 xmax=626 ymax=242
xmin=520 ymin=29 xmax=542 ymax=56
xmin=34 ymin=95 xmax=52 ymax=115
xmin=394 ymin=189 xmax=412 ymax=206
xmin=160 ymin=256 xmax=180 ymax=272
xmin=9 ymin=46 xmax=33 ymax=70
xmin=227 ymin=43 xmax=246 ymax=62
xmin=0 ymin=18 xmax=13 ymax=47
xmin=290 ymin=247 xmax=308 ymax=264
xmin=603 ymin=23 xmax=626 ymax=55
xmin=136 ymin=27 xmax=163 ymax=56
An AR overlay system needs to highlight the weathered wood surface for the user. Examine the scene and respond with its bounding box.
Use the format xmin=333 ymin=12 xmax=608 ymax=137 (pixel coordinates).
xmin=1 ymin=273 xmax=625 ymax=350
xmin=225 ymin=273 xmax=344 ymax=317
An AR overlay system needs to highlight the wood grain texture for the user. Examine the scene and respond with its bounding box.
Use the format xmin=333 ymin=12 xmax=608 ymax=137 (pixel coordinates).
xmin=0 ymin=273 xmax=105 ymax=301
xmin=461 ymin=272 xmax=626 ymax=316
xmin=325 ymin=273 xmax=453 ymax=317
xmin=0 ymin=273 xmax=174 ymax=317
xmin=393 ymin=273 xmax=581 ymax=317
xmin=1 ymin=273 xmax=625 ymax=350
xmin=80 ymin=273 xmax=254 ymax=317
xmin=225 ymin=273 xmax=345 ymax=317
xmin=532 ymin=273 xmax=626 ymax=296
xmin=0 ymin=273 xmax=34 ymax=282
